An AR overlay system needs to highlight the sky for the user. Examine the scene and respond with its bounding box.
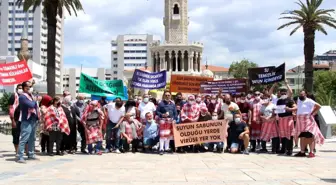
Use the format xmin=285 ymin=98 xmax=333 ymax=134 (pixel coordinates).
xmin=63 ymin=0 xmax=336 ymax=70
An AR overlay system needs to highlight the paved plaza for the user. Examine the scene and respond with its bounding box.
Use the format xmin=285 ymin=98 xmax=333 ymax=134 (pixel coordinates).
xmin=0 ymin=133 xmax=336 ymax=185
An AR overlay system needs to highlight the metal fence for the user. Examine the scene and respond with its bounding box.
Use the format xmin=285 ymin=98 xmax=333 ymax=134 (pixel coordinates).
xmin=0 ymin=120 xmax=11 ymax=135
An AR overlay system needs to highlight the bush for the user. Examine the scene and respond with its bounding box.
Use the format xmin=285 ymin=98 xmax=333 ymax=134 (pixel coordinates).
xmin=0 ymin=92 xmax=12 ymax=114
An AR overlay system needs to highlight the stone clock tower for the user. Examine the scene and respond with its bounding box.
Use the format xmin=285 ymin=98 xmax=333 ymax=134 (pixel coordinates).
xmin=164 ymin=0 xmax=189 ymax=44
xmin=150 ymin=0 xmax=203 ymax=76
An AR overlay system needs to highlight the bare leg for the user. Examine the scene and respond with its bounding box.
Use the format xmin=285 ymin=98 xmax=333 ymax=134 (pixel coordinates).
xmin=308 ymin=139 xmax=315 ymax=153
xmin=243 ymin=134 xmax=250 ymax=150
xmin=294 ymin=136 xmax=299 ymax=147
xmin=300 ymin=138 xmax=306 ymax=153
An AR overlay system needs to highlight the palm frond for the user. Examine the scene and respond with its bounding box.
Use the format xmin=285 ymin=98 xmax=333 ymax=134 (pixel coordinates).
xmin=315 ymin=9 xmax=335 ymax=16
xmin=321 ymin=20 xmax=336 ymax=29
xmin=316 ymin=24 xmax=328 ymax=35
xmin=290 ymin=24 xmax=303 ymax=35
xmin=279 ymin=16 xmax=302 ymax=21
xmin=277 ymin=20 xmax=302 ymax=30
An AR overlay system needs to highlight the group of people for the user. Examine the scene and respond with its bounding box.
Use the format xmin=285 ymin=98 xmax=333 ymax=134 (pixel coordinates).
xmin=8 ymin=80 xmax=324 ymax=164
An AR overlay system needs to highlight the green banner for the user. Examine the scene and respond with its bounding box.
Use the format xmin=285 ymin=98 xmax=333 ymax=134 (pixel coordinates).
xmin=79 ymin=73 xmax=125 ymax=97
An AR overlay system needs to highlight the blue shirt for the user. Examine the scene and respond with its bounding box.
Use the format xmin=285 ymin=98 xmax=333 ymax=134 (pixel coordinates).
xmin=19 ymin=94 xmax=38 ymax=122
xmin=156 ymin=100 xmax=177 ymax=121
xmin=143 ymin=120 xmax=158 ymax=140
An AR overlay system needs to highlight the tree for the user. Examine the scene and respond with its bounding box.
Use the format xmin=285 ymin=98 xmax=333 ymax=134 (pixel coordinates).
xmin=0 ymin=92 xmax=12 ymax=114
xmin=313 ymin=71 xmax=336 ymax=107
xmin=277 ymin=0 xmax=336 ymax=93
xmin=229 ymin=59 xmax=258 ymax=78
xmin=16 ymin=0 xmax=84 ymax=97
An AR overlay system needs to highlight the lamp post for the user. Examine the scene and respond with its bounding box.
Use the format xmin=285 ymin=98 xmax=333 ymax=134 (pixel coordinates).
xmin=297 ymin=66 xmax=302 ymax=93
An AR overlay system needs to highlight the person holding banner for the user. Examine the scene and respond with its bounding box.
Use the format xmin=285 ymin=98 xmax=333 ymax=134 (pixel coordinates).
xmin=17 ymin=81 xmax=39 ymax=163
xmin=156 ymin=90 xmax=177 ymax=154
xmin=276 ymin=89 xmax=296 ymax=156
xmin=259 ymin=94 xmax=277 ymax=153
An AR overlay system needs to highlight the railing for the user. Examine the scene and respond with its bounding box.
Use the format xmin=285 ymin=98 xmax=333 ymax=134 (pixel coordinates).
xmin=0 ymin=120 xmax=11 ymax=135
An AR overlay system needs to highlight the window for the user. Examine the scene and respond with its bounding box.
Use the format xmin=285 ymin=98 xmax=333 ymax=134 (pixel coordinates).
xmin=113 ymin=78 xmax=118 ymax=80
xmin=113 ymin=71 xmax=117 ymax=74
xmin=113 ymin=51 xmax=117 ymax=54
xmin=112 ymin=43 xmax=117 ymax=46
xmin=173 ymin=4 xmax=179 ymax=14
xmin=9 ymin=2 xmax=14 ymax=6
xmin=124 ymin=43 xmax=147 ymax=46
xmin=106 ymin=78 xmax=111 ymax=80
xmin=113 ymin=58 xmax=117 ymax=61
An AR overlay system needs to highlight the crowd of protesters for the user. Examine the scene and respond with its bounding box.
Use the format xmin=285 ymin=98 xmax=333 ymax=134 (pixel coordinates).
xmin=7 ymin=80 xmax=324 ymax=163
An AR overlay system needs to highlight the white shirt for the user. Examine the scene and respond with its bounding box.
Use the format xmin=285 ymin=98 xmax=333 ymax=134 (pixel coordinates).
xmin=126 ymin=106 xmax=136 ymax=119
xmin=221 ymin=102 xmax=240 ymax=121
xmin=104 ymin=103 xmax=125 ymax=123
xmin=297 ymin=98 xmax=316 ymax=115
xmin=271 ymin=94 xmax=278 ymax=105
xmin=139 ymin=101 xmax=156 ymax=119
xmin=261 ymin=103 xmax=275 ymax=117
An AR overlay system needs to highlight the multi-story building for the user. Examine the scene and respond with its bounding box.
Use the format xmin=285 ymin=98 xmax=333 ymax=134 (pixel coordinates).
xmin=111 ymin=34 xmax=158 ymax=80
xmin=314 ymin=50 xmax=336 ymax=65
xmin=62 ymin=68 xmax=112 ymax=98
xmin=0 ymin=0 xmax=64 ymax=90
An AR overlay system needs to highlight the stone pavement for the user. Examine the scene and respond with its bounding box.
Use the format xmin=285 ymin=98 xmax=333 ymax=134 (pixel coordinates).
xmin=0 ymin=133 xmax=336 ymax=185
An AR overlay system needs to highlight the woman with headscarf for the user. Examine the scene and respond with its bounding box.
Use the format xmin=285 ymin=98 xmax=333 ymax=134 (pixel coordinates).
xmin=81 ymin=100 xmax=104 ymax=155
xmin=61 ymin=95 xmax=78 ymax=154
xmin=39 ymin=95 xmax=53 ymax=154
xmin=44 ymin=97 xmax=70 ymax=156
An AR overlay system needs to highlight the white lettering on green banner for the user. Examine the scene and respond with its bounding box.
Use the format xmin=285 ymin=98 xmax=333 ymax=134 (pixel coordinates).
xmin=79 ymin=73 xmax=125 ymax=97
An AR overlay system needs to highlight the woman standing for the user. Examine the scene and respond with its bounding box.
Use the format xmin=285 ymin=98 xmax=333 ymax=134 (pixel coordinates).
xmin=81 ymin=100 xmax=104 ymax=155
xmin=44 ymin=97 xmax=70 ymax=156
xmin=39 ymin=95 xmax=53 ymax=154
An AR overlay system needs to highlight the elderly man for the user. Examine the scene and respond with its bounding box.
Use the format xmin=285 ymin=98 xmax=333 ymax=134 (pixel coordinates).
xmin=143 ymin=112 xmax=159 ymax=153
xmin=73 ymin=94 xmax=87 ymax=154
xmin=61 ymin=96 xmax=78 ymax=154
xmin=139 ymin=93 xmax=156 ymax=123
xmin=120 ymin=113 xmax=141 ymax=153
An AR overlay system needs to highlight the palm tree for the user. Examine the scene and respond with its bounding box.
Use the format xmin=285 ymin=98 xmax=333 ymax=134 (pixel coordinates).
xmin=277 ymin=0 xmax=336 ymax=93
xmin=16 ymin=0 xmax=84 ymax=97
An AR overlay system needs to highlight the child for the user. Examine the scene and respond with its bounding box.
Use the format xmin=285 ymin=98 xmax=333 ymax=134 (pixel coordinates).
xmin=158 ymin=117 xmax=173 ymax=155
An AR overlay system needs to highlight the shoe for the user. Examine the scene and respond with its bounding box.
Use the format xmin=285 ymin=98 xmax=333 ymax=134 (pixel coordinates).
xmin=294 ymin=145 xmax=298 ymax=149
xmin=259 ymin=149 xmax=268 ymax=153
xmin=81 ymin=150 xmax=88 ymax=154
xmin=56 ymin=152 xmax=63 ymax=156
xmin=278 ymin=149 xmax=286 ymax=154
xmin=308 ymin=152 xmax=315 ymax=158
xmin=96 ymin=151 xmax=103 ymax=155
xmin=48 ymin=153 xmax=54 ymax=156
xmin=294 ymin=152 xmax=306 ymax=157
xmin=27 ymin=156 xmax=39 ymax=160
xmin=286 ymin=151 xmax=293 ymax=156
xmin=243 ymin=149 xmax=250 ymax=155
xmin=105 ymin=149 xmax=110 ymax=153
xmin=250 ymin=148 xmax=256 ymax=152
xmin=159 ymin=150 xmax=164 ymax=155
xmin=114 ymin=149 xmax=121 ymax=154
xmin=16 ymin=158 xmax=26 ymax=164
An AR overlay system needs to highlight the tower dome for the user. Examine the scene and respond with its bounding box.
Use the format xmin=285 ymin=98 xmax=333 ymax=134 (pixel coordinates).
xmin=201 ymin=61 xmax=213 ymax=77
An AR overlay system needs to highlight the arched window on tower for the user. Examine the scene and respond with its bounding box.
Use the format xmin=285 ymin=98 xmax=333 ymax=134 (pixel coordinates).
xmin=173 ymin=4 xmax=179 ymax=14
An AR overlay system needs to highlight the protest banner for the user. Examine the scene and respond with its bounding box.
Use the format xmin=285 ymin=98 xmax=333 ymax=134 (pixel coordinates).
xmin=173 ymin=120 xmax=227 ymax=147
xmin=0 ymin=60 xmax=32 ymax=85
xmin=200 ymin=79 xmax=247 ymax=95
xmin=248 ymin=63 xmax=285 ymax=85
xmin=79 ymin=73 xmax=125 ymax=97
xmin=131 ymin=69 xmax=167 ymax=89
xmin=170 ymin=75 xmax=213 ymax=94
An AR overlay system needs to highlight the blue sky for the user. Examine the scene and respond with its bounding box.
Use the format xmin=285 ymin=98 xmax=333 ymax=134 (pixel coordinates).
xmin=63 ymin=0 xmax=336 ymax=69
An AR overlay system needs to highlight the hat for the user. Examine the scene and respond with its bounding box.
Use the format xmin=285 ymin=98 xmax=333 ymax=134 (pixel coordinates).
xmin=40 ymin=95 xmax=52 ymax=107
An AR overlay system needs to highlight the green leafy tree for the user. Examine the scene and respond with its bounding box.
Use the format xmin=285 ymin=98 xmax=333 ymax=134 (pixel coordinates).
xmin=229 ymin=59 xmax=258 ymax=78
xmin=0 ymin=92 xmax=12 ymax=114
xmin=277 ymin=0 xmax=336 ymax=93
xmin=313 ymin=71 xmax=336 ymax=107
xmin=16 ymin=0 xmax=84 ymax=97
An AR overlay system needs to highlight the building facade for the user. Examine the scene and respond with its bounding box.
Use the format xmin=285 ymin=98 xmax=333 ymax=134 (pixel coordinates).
xmin=0 ymin=0 xmax=64 ymax=90
xmin=314 ymin=50 xmax=336 ymax=65
xmin=62 ymin=68 xmax=113 ymax=98
xmin=111 ymin=34 xmax=157 ymax=80
xmin=150 ymin=0 xmax=204 ymax=77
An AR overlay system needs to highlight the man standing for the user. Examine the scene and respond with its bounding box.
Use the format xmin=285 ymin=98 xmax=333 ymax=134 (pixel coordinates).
xmin=104 ymin=97 xmax=125 ymax=153
xmin=73 ymin=94 xmax=87 ymax=153
xmin=8 ymin=84 xmax=23 ymax=154
xmin=139 ymin=94 xmax=156 ymax=123
xmin=17 ymin=81 xmax=39 ymax=163
xmin=61 ymin=96 xmax=78 ymax=154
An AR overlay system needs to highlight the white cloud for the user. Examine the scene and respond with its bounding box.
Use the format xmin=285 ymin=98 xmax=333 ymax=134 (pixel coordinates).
xmin=63 ymin=0 xmax=336 ymax=70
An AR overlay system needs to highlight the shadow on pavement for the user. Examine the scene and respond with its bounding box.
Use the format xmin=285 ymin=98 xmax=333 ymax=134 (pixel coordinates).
xmin=321 ymin=179 xmax=336 ymax=183
xmin=319 ymin=150 xmax=336 ymax=153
